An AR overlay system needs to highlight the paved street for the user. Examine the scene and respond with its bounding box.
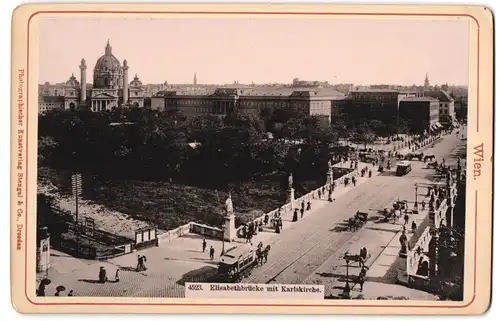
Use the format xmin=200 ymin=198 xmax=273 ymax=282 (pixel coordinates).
xmin=243 ymin=130 xmax=466 ymax=298
xmin=38 ymin=129 xmax=466 ymax=298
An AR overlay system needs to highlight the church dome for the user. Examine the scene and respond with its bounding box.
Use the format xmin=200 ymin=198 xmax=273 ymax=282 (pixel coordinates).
xmin=94 ymin=40 xmax=121 ymax=73
xmin=93 ymin=40 xmax=124 ymax=89
xmin=130 ymin=74 xmax=143 ymax=87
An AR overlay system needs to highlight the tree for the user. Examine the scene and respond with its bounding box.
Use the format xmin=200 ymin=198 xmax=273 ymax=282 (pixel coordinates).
xmin=353 ymin=123 xmax=376 ymax=149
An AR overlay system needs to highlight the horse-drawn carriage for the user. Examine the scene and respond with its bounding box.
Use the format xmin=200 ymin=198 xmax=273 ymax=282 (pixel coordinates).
xmin=359 ymin=153 xmax=378 ymax=163
xmin=405 ymin=152 xmax=424 ymax=161
xmin=393 ymin=200 xmax=407 ymax=211
xmin=348 ymin=211 xmax=369 ymax=231
xmin=343 ymin=248 xmax=370 ymax=267
xmin=423 ymin=154 xmax=436 ymax=162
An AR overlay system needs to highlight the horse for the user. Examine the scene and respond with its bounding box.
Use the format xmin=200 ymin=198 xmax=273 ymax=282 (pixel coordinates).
xmin=347 ymin=217 xmax=359 ymax=231
xmin=343 ymin=252 xmax=364 ymax=267
xmin=423 ymin=154 xmax=436 ymax=162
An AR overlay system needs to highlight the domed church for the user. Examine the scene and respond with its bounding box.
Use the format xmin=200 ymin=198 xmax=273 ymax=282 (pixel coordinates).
xmin=65 ymin=40 xmax=144 ymax=111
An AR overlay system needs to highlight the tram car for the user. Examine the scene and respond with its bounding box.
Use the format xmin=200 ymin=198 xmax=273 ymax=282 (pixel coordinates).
xmin=217 ymin=244 xmax=257 ymax=283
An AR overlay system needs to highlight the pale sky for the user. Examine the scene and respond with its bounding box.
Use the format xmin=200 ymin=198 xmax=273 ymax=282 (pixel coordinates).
xmin=38 ymin=17 xmax=470 ymax=86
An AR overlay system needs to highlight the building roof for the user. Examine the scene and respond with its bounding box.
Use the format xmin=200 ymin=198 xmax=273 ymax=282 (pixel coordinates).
xmin=400 ymin=97 xmax=439 ymax=102
xmin=166 ymin=89 xmax=216 ymax=96
xmin=423 ymin=90 xmax=454 ymax=102
xmin=239 ymin=87 xmax=295 ymax=97
xmin=290 ymin=88 xmax=345 ymax=98
xmin=351 ymin=89 xmax=400 ymax=93
xmin=39 ymin=96 xmax=65 ymax=103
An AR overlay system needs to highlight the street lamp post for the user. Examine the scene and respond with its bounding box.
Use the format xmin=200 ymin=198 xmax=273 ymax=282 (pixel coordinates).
xmin=343 ymin=256 xmax=351 ymax=298
xmin=414 ymin=183 xmax=418 ymax=209
xmin=221 ymin=223 xmax=226 ymax=256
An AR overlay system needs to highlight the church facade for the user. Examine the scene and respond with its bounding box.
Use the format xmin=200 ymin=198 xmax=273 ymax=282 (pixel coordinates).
xmin=38 ymin=41 xmax=144 ymax=114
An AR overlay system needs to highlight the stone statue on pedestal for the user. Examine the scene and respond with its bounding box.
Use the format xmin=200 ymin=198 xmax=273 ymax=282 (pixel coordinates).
xmin=225 ymin=194 xmax=234 ymax=216
xmin=288 ymin=173 xmax=293 ymax=190
xmin=399 ymin=230 xmax=408 ymax=254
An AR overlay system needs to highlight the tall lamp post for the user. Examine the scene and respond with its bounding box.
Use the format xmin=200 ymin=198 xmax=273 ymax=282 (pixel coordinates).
xmin=414 ymin=183 xmax=418 ymax=209
xmin=221 ymin=223 xmax=226 ymax=256
xmin=342 ymin=255 xmax=351 ymax=298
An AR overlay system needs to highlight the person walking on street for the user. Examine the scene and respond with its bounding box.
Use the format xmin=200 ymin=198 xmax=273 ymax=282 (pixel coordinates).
xmin=300 ymin=206 xmax=304 ymax=218
xmin=136 ymin=255 xmax=143 ymax=272
xmin=202 ymin=239 xmax=207 ymax=252
xmin=357 ymin=266 xmax=369 ymax=292
xmin=404 ymin=213 xmax=409 ymax=225
xmin=306 ymin=201 xmax=311 ymax=211
xmin=411 ymin=221 xmax=417 ymax=233
xmin=209 ymin=246 xmax=215 ymax=260
xmin=292 ymin=209 xmax=298 ymax=222
xmin=421 ymin=200 xmax=426 ymax=210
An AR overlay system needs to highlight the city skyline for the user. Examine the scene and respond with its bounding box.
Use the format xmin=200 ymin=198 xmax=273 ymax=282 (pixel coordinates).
xmin=39 ymin=17 xmax=470 ymax=86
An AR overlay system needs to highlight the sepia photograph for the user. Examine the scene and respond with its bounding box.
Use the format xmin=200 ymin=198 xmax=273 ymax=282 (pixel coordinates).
xmin=10 ymin=3 xmax=493 ymax=315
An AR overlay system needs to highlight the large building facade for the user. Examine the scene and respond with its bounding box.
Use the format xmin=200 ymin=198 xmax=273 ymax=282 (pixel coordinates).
xmin=38 ymin=41 xmax=144 ymax=114
xmin=399 ymin=97 xmax=440 ymax=134
xmin=152 ymin=87 xmax=345 ymax=121
xmin=345 ymin=89 xmax=410 ymax=129
xmin=423 ymin=90 xmax=456 ymax=126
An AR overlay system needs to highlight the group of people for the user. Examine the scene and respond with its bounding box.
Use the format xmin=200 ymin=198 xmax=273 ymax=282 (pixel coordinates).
xmin=36 ymin=278 xmax=75 ymax=297
xmin=292 ymin=200 xmax=312 ymax=222
xmin=202 ymin=239 xmax=217 ymax=260
xmin=241 ymin=220 xmax=260 ymax=242
xmin=360 ymin=166 xmax=372 ymax=178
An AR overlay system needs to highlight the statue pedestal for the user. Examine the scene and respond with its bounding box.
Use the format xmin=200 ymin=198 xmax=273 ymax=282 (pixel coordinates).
xmin=223 ymin=215 xmax=236 ymax=242
xmin=287 ymin=188 xmax=295 ymax=210
xmin=396 ymin=251 xmax=409 ymax=285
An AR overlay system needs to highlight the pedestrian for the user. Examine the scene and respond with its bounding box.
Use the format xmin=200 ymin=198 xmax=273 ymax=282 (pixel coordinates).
xmin=115 ymin=269 xmax=120 ymax=282
xmin=209 ymin=246 xmax=215 ymax=260
xmin=202 ymin=239 xmax=207 ymax=252
xmin=368 ymin=170 xmax=372 ymax=178
xmin=99 ymin=266 xmax=108 ymax=282
xmin=411 ymin=221 xmax=417 ymax=233
xmin=136 ymin=255 xmax=143 ymax=272
xmin=352 ymin=177 xmax=356 ymax=187
xmin=300 ymin=207 xmax=304 ymax=218
xmin=275 ymin=220 xmax=281 ymax=234
xmin=141 ymin=255 xmax=147 ymax=271
xmin=318 ymin=190 xmax=322 ymax=199
xmin=404 ymin=213 xmax=409 ymax=225
xmin=301 ymin=200 xmax=305 ymax=210
xmin=292 ymin=209 xmax=298 ymax=222
xmin=306 ymin=201 xmax=311 ymax=211
xmin=357 ymin=266 xmax=368 ymax=292
xmin=421 ymin=200 xmax=426 ymax=210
